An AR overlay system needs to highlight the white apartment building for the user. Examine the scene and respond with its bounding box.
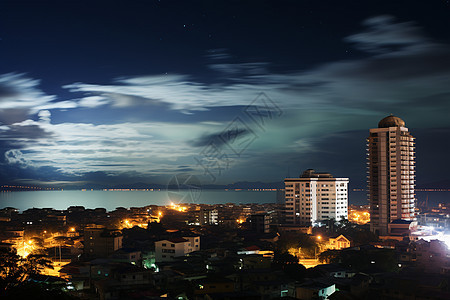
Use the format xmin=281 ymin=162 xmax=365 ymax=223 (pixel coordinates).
xmin=155 ymin=236 xmax=200 ymax=262
xmin=201 ymin=208 xmax=219 ymax=225
xmin=285 ymin=169 xmax=348 ymax=225
xmin=367 ymin=115 xmax=416 ymax=236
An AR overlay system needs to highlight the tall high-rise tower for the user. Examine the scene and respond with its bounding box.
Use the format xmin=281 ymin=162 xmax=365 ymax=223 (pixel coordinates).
xmin=367 ymin=115 xmax=416 ymax=235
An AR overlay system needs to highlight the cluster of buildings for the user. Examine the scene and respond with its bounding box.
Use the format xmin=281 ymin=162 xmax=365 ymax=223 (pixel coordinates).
xmin=284 ymin=115 xmax=420 ymax=237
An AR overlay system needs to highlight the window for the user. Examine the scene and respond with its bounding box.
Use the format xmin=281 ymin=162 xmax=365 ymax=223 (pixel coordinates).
xmin=171 ymin=244 xmax=175 ymax=247
xmin=162 ymin=243 xmax=166 ymax=247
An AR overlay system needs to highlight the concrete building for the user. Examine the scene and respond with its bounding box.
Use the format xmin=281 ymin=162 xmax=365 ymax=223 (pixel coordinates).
xmin=367 ymin=115 xmax=416 ymax=235
xmin=155 ymin=236 xmax=200 ymax=262
xmin=200 ymin=208 xmax=218 ymax=225
xmin=84 ymin=225 xmax=123 ymax=257
xmin=248 ymin=213 xmax=271 ymax=233
xmin=296 ymin=280 xmax=336 ymax=300
xmin=284 ymin=169 xmax=348 ymax=226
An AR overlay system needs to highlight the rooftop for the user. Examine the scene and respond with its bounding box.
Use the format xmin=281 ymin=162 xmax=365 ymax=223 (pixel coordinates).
xmin=378 ymin=114 xmax=406 ymax=128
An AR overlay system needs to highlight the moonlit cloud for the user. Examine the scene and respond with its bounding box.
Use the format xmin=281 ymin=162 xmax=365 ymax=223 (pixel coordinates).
xmin=4 ymin=149 xmax=33 ymax=167
xmin=5 ymin=117 xmax=227 ymax=178
xmin=78 ymin=96 xmax=110 ymax=108
xmin=0 ymin=73 xmax=78 ymax=115
xmin=38 ymin=110 xmax=51 ymax=123
xmin=0 ymin=73 xmax=56 ymax=110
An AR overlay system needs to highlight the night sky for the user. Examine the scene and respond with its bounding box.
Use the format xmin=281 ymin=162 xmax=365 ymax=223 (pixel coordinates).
xmin=1 ymin=0 xmax=450 ymax=189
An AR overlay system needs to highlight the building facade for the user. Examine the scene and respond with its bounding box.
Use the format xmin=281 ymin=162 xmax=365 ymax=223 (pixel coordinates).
xmin=367 ymin=115 xmax=416 ymax=235
xmin=155 ymin=236 xmax=200 ymax=262
xmin=248 ymin=213 xmax=271 ymax=233
xmin=200 ymin=209 xmax=219 ymax=225
xmin=84 ymin=225 xmax=123 ymax=257
xmin=325 ymin=235 xmax=351 ymax=250
xmin=284 ymin=169 xmax=348 ymax=225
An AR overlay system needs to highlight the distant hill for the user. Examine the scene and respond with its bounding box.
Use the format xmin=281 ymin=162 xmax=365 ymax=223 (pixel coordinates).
xmin=1 ymin=181 xmax=285 ymax=191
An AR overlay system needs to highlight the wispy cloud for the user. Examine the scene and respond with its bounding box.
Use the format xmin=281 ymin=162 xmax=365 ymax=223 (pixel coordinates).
xmin=345 ymin=15 xmax=429 ymax=55
xmin=0 ymin=73 xmax=77 ymax=115
xmin=0 ymin=73 xmax=56 ymax=110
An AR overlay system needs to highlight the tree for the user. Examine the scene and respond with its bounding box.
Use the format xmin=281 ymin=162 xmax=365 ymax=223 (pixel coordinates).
xmin=276 ymin=233 xmax=318 ymax=257
xmin=273 ymin=252 xmax=298 ymax=266
xmin=0 ymin=248 xmax=53 ymax=294
xmin=318 ymin=249 xmax=340 ymax=264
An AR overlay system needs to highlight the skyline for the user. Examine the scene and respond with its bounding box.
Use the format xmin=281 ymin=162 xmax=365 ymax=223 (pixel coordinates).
xmin=1 ymin=1 xmax=450 ymax=189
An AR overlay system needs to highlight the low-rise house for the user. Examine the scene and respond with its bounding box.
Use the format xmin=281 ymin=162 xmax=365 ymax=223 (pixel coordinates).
xmin=110 ymin=248 xmax=142 ymax=266
xmin=250 ymin=280 xmax=295 ymax=299
xmin=155 ymin=236 xmax=200 ymax=262
xmin=412 ymin=239 xmax=450 ymax=273
xmin=194 ymin=277 xmax=235 ymax=295
xmin=325 ymin=235 xmax=351 ymax=250
xmin=84 ymin=225 xmax=123 ymax=257
xmin=312 ymin=264 xmax=356 ymax=279
xmin=296 ymin=280 xmax=336 ymax=300
xmin=58 ymin=261 xmax=92 ymax=290
xmin=239 ymin=254 xmax=272 ymax=270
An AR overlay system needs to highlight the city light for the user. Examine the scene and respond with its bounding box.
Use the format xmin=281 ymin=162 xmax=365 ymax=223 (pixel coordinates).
xmin=348 ymin=209 xmax=370 ymax=225
xmin=169 ymin=202 xmax=188 ymax=212
xmin=15 ymin=239 xmax=35 ymax=257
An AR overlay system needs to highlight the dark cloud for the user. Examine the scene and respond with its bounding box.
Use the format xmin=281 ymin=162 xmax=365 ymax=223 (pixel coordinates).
xmin=0 ymin=84 xmax=19 ymax=98
xmin=1 ymin=124 xmax=52 ymax=140
xmin=205 ymin=49 xmax=231 ymax=61
xmin=339 ymin=47 xmax=450 ymax=80
xmin=0 ymin=109 xmax=29 ymax=125
xmin=90 ymin=164 xmax=137 ymax=167
xmin=345 ymin=15 xmax=428 ymax=54
xmin=0 ymin=161 xmax=73 ymax=185
xmin=176 ymin=168 xmax=195 ymax=173
xmin=222 ymin=125 xmax=450 ymax=190
xmin=277 ymin=81 xmax=330 ymax=93
xmin=189 ymin=128 xmax=250 ymax=147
